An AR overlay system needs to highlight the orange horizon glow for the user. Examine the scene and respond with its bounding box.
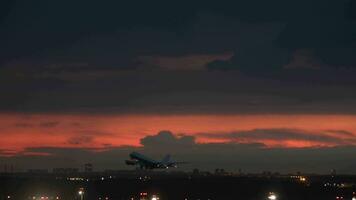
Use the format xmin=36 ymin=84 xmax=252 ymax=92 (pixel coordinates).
xmin=1 ymin=113 xmax=356 ymax=156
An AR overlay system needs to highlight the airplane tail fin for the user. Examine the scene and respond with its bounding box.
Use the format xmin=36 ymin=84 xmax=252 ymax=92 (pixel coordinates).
xmin=161 ymin=154 xmax=171 ymax=164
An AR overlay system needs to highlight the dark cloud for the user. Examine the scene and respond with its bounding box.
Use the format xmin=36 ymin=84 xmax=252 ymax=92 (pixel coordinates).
xmin=2 ymin=66 xmax=356 ymax=114
xmin=1 ymin=0 xmax=356 ymax=115
xmin=140 ymin=130 xmax=195 ymax=148
xmin=284 ymin=49 xmax=326 ymax=69
xmin=1 ymin=0 xmax=355 ymax=70
xmin=136 ymin=52 xmax=233 ymax=71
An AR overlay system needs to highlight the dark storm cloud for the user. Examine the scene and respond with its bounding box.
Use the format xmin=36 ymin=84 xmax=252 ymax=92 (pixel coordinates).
xmin=3 ymin=70 xmax=356 ymax=114
xmin=1 ymin=0 xmax=356 ymax=114
xmin=1 ymin=0 xmax=355 ymax=69
xmin=2 ymin=130 xmax=356 ymax=173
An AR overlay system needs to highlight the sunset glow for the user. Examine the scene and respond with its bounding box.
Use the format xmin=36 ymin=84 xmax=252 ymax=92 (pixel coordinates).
xmin=1 ymin=113 xmax=356 ymax=156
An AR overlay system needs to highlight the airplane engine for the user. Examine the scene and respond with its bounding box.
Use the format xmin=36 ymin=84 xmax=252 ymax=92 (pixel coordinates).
xmin=125 ymin=160 xmax=138 ymax=165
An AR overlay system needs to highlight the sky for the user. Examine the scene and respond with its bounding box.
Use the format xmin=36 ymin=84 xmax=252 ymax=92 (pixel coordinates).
xmin=1 ymin=0 xmax=356 ymax=173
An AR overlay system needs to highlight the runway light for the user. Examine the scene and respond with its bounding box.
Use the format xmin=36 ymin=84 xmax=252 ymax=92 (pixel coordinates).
xmin=299 ymin=177 xmax=306 ymax=182
xmin=151 ymin=195 xmax=159 ymax=200
xmin=268 ymin=192 xmax=277 ymax=200
xmin=78 ymin=188 xmax=84 ymax=200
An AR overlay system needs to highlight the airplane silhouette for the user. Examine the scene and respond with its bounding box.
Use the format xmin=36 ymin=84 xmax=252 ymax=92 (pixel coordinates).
xmin=125 ymin=151 xmax=187 ymax=169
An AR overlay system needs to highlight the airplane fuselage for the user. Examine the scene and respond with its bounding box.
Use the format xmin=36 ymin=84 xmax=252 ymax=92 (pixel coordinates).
xmin=125 ymin=152 xmax=175 ymax=170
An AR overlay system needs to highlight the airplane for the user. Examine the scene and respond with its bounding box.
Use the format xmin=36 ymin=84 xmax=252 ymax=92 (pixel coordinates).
xmin=125 ymin=151 xmax=186 ymax=170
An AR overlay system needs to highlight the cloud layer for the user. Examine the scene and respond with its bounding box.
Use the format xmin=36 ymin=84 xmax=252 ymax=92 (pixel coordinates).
xmin=1 ymin=0 xmax=356 ymax=114
xmin=1 ymin=0 xmax=356 ymax=174
xmin=2 ymin=130 xmax=356 ymax=173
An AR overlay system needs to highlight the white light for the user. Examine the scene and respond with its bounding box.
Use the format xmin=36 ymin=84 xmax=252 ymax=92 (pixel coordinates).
xmin=352 ymin=197 xmax=356 ymax=200
xmin=268 ymin=194 xmax=277 ymax=200
xmin=78 ymin=191 xmax=84 ymax=195
xmin=151 ymin=195 xmax=159 ymax=200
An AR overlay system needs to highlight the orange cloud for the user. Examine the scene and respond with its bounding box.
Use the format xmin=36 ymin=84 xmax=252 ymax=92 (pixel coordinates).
xmin=1 ymin=113 xmax=356 ymax=156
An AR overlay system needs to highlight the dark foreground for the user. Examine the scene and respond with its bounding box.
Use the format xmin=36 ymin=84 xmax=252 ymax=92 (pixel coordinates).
xmin=1 ymin=172 xmax=355 ymax=200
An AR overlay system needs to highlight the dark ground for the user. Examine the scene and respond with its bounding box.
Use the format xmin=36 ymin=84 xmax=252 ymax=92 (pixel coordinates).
xmin=0 ymin=172 xmax=355 ymax=200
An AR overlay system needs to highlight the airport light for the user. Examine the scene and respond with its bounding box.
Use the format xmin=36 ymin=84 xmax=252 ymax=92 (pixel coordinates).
xmin=299 ymin=177 xmax=306 ymax=182
xmin=267 ymin=192 xmax=277 ymax=200
xmin=151 ymin=195 xmax=159 ymax=200
xmin=78 ymin=188 xmax=84 ymax=200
